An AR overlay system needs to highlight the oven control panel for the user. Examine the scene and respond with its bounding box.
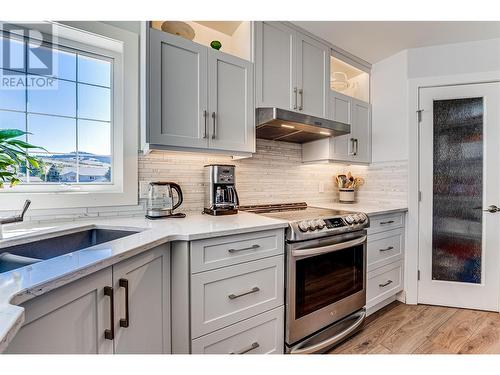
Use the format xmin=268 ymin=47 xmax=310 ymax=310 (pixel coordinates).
xmin=324 ymin=218 xmax=346 ymax=229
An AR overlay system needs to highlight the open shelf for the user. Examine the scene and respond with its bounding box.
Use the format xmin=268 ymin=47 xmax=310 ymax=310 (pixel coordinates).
xmin=330 ymin=56 xmax=369 ymax=102
xmin=151 ymin=21 xmax=252 ymax=61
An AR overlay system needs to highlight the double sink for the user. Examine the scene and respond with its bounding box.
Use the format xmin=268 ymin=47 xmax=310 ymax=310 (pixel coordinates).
xmin=0 ymin=227 xmax=141 ymax=274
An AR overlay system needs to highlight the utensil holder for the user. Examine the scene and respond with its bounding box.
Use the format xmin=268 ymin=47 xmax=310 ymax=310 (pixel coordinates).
xmin=339 ymin=188 xmax=355 ymax=203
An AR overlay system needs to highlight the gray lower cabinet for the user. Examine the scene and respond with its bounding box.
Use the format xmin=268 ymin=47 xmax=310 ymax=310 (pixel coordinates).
xmin=6 ymin=244 xmax=171 ymax=354
xmin=302 ymin=91 xmax=371 ymax=164
xmin=148 ymin=28 xmax=254 ymax=154
xmin=171 ymin=228 xmax=285 ymax=354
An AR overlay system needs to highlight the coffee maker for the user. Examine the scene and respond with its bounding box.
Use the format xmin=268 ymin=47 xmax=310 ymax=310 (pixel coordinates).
xmin=204 ymin=164 xmax=239 ymax=215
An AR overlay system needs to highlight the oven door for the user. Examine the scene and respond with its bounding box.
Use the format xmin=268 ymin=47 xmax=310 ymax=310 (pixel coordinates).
xmin=286 ymin=230 xmax=367 ymax=346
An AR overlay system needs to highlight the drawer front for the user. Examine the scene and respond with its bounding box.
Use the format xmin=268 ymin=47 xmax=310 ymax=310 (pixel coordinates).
xmin=367 ymin=228 xmax=404 ymax=271
xmin=191 ymin=306 xmax=284 ymax=354
xmin=367 ymin=261 xmax=403 ymax=308
xmin=191 ymin=255 xmax=284 ymax=338
xmin=368 ymin=212 xmax=405 ymax=234
xmin=191 ymin=229 xmax=284 ymax=273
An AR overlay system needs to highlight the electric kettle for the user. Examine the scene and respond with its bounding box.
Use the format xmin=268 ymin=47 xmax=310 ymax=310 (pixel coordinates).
xmin=146 ymin=182 xmax=186 ymax=219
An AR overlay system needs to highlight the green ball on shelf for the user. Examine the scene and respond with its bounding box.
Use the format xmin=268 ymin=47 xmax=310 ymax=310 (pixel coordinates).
xmin=210 ymin=40 xmax=222 ymax=50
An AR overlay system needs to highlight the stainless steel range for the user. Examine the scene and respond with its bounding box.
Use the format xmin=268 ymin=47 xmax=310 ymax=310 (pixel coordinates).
xmin=240 ymin=202 xmax=369 ymax=354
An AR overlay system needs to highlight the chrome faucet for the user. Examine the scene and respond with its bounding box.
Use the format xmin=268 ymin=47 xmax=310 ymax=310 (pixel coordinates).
xmin=0 ymin=200 xmax=31 ymax=239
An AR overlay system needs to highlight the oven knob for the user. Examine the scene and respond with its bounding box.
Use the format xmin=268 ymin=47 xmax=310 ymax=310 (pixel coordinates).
xmin=315 ymin=219 xmax=326 ymax=229
xmin=345 ymin=216 xmax=354 ymax=225
xmin=353 ymin=214 xmax=361 ymax=223
xmin=359 ymin=213 xmax=367 ymax=222
xmin=298 ymin=221 xmax=310 ymax=232
xmin=307 ymin=220 xmax=317 ymax=231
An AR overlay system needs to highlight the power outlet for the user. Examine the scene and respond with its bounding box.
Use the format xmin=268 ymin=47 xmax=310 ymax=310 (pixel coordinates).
xmin=139 ymin=181 xmax=150 ymax=199
xmin=318 ymin=181 xmax=325 ymax=193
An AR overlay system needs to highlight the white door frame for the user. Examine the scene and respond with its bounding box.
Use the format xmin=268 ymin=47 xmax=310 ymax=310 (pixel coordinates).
xmin=406 ymin=70 xmax=500 ymax=305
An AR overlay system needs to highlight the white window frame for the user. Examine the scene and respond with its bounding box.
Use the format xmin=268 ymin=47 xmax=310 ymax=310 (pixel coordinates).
xmin=0 ymin=21 xmax=138 ymax=209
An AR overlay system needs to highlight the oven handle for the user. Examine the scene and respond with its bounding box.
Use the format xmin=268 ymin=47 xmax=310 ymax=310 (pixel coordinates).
xmin=291 ymin=235 xmax=367 ymax=258
xmin=289 ymin=309 xmax=366 ymax=354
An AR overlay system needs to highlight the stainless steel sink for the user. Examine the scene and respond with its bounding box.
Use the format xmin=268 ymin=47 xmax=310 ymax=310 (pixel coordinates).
xmin=0 ymin=227 xmax=140 ymax=273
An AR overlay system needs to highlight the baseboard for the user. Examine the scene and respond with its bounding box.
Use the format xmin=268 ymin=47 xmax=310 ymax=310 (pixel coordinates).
xmin=366 ymin=295 xmax=397 ymax=316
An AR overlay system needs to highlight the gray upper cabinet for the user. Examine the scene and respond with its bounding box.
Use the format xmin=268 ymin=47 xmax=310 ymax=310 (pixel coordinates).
xmin=254 ymin=22 xmax=296 ymax=110
xmin=295 ymin=34 xmax=329 ymax=117
xmin=148 ymin=28 xmax=254 ymax=154
xmin=254 ymin=22 xmax=329 ymax=118
xmin=302 ymin=91 xmax=371 ymax=164
xmin=149 ymin=28 xmax=209 ymax=149
xmin=208 ymin=50 xmax=255 ymax=153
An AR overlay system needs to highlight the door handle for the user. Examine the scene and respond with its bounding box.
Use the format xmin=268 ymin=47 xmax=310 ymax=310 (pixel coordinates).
xmin=230 ymin=342 xmax=260 ymax=354
xmin=484 ymin=205 xmax=500 ymax=213
xmin=379 ymin=280 xmax=393 ymax=288
xmin=104 ymin=286 xmax=114 ymax=340
xmin=119 ymin=278 xmax=130 ymax=328
xmin=228 ymin=244 xmax=260 ymax=253
xmin=228 ymin=286 xmax=260 ymax=300
xmin=211 ymin=112 xmax=217 ymax=139
xmin=203 ymin=110 xmax=208 ymax=138
xmin=298 ymin=88 xmax=303 ymax=110
xmin=293 ymin=87 xmax=298 ymax=109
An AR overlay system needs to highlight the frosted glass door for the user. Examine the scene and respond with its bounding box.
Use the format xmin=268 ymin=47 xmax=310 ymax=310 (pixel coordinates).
xmin=418 ymin=82 xmax=500 ymax=311
xmin=432 ymin=97 xmax=483 ymax=283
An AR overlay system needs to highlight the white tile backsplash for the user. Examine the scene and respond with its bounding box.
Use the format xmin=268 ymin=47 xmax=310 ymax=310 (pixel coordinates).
xmin=0 ymin=139 xmax=407 ymax=222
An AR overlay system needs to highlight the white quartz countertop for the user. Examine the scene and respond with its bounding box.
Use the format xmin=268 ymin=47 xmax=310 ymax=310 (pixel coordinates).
xmin=0 ymin=212 xmax=288 ymax=352
xmin=312 ymin=202 xmax=408 ymax=216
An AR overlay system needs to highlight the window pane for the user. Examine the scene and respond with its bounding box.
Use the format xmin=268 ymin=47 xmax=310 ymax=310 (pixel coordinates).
xmin=28 ymin=44 xmax=76 ymax=81
xmin=0 ymin=69 xmax=26 ymax=111
xmin=78 ymin=160 xmax=111 ymax=183
xmin=78 ymin=55 xmax=111 ymax=87
xmin=27 ymin=114 xmax=76 ymax=154
xmin=0 ymin=36 xmax=25 ymax=72
xmin=31 ymin=153 xmax=78 ymax=184
xmin=78 ymin=119 xmax=111 ymax=155
xmin=27 ymin=77 xmax=76 ymax=117
xmin=0 ymin=110 xmax=25 ymax=133
xmin=78 ymin=84 xmax=110 ymax=121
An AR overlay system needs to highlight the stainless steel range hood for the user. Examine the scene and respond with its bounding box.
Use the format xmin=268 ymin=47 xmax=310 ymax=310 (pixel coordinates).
xmin=256 ymin=108 xmax=350 ymax=143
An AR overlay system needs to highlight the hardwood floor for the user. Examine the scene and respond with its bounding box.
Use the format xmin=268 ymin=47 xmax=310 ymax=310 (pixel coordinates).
xmin=328 ymin=302 xmax=500 ymax=354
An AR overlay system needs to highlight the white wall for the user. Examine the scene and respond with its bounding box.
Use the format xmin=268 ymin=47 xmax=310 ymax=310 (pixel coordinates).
xmin=370 ymin=50 xmax=409 ymax=162
xmin=408 ymin=38 xmax=500 ymax=79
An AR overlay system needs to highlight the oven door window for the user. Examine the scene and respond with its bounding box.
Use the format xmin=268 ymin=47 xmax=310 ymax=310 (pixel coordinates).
xmin=295 ymin=244 xmax=364 ymax=319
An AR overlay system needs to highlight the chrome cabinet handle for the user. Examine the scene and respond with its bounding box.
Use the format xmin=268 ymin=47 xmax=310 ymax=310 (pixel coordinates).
xmin=228 ymin=286 xmax=260 ymax=300
xmin=293 ymin=87 xmax=298 ymax=109
xmin=119 ymin=278 xmax=130 ymax=328
xmin=228 ymin=244 xmax=260 ymax=253
xmin=211 ymin=112 xmax=217 ymax=139
xmin=230 ymin=342 xmax=260 ymax=354
xmin=484 ymin=205 xmax=500 ymax=213
xmin=380 ymin=220 xmax=395 ymax=225
xmin=349 ymin=138 xmax=355 ymax=156
xmin=379 ymin=246 xmax=394 ymax=252
xmin=203 ymin=110 xmax=208 ymax=138
xmin=354 ymin=138 xmax=358 ymax=156
xmin=379 ymin=280 xmax=393 ymax=288
xmin=298 ymin=88 xmax=303 ymax=110
xmin=104 ymin=286 xmax=114 ymax=340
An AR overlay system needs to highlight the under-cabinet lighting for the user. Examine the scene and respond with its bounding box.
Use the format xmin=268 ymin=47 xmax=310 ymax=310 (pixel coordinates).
xmin=281 ymin=124 xmax=295 ymax=129
xmin=319 ymin=131 xmax=331 ymax=135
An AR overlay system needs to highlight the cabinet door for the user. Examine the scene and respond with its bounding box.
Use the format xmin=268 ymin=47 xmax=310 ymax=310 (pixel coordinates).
xmin=5 ymin=268 xmax=113 ymax=354
xmin=113 ymin=244 xmax=170 ymax=354
xmin=149 ymin=28 xmax=209 ymax=148
xmin=351 ymin=98 xmax=371 ymax=163
xmin=329 ymin=90 xmax=352 ymax=160
xmin=296 ymin=34 xmax=329 ymax=117
xmin=254 ymin=21 xmax=296 ymax=110
xmin=208 ymin=50 xmax=255 ymax=153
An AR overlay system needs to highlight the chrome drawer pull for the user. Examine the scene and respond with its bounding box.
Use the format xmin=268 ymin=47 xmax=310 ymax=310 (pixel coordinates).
xmin=379 ymin=246 xmax=394 ymax=252
xmin=380 ymin=220 xmax=395 ymax=225
xmin=230 ymin=342 xmax=259 ymax=354
xmin=228 ymin=244 xmax=260 ymax=253
xmin=379 ymin=280 xmax=393 ymax=288
xmin=228 ymin=286 xmax=260 ymax=300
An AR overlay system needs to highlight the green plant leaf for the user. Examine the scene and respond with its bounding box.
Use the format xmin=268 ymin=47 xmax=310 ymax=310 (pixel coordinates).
xmin=7 ymin=139 xmax=45 ymax=150
xmin=0 ymin=129 xmax=28 ymax=141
